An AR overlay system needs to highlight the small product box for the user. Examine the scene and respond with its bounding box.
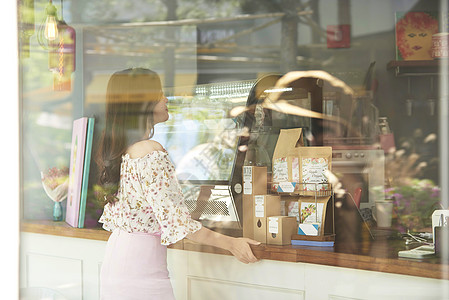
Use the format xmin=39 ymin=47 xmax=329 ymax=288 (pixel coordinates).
xmin=253 ymin=195 xmax=281 ymax=243
xmin=242 ymin=166 xmax=267 ymax=239
xmin=267 ymin=216 xmax=298 ymax=245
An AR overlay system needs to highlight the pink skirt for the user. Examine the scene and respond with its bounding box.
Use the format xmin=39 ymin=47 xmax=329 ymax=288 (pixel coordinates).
xmin=100 ymin=229 xmax=175 ymax=300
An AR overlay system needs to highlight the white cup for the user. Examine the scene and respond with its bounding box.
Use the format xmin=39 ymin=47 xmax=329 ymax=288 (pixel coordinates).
xmin=374 ymin=201 xmax=393 ymax=228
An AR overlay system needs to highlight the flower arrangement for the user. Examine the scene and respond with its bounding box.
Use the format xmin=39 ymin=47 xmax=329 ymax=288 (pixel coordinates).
xmin=41 ymin=167 xmax=69 ymax=221
xmin=300 ymin=203 xmax=317 ymax=223
xmin=41 ymin=167 xmax=69 ymax=202
xmin=386 ymin=178 xmax=440 ymax=232
xmin=383 ymin=131 xmax=442 ymax=233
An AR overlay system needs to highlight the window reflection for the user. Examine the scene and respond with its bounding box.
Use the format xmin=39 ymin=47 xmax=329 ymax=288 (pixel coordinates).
xmin=18 ymin=0 xmax=448 ymax=298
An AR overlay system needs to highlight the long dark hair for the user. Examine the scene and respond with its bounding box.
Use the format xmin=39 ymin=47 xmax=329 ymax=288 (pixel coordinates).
xmin=95 ymin=68 xmax=163 ymax=204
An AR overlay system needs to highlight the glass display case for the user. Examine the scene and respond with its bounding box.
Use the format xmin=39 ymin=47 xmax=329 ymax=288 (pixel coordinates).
xmin=150 ymin=71 xmax=384 ymax=230
xmin=148 ymin=74 xmax=322 ymax=229
xmin=154 ymin=79 xmax=257 ymax=229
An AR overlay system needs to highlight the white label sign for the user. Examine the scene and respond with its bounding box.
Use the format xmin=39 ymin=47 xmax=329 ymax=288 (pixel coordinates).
xmin=273 ymin=158 xmax=288 ymax=182
xmin=268 ymin=217 xmax=279 ymax=234
xmin=300 ymin=202 xmax=324 ymax=224
xmin=279 ymin=181 xmax=295 ymax=193
xmin=254 ymin=195 xmax=264 ymax=205
xmin=243 ymin=166 xmax=253 ymax=194
xmin=243 ymin=182 xmax=252 ymax=195
xmin=255 ymin=195 xmax=264 ymax=218
xmin=243 ymin=166 xmax=253 ymax=182
xmin=302 ymin=157 xmax=329 ymax=191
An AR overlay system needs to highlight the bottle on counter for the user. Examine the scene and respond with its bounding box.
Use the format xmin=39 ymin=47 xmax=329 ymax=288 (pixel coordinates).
xmin=378 ymin=117 xmax=396 ymax=154
xmin=378 ymin=117 xmax=391 ymax=135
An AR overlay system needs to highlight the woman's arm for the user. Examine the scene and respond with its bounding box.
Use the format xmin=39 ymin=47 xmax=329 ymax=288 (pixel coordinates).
xmin=186 ymin=227 xmax=260 ymax=264
xmin=129 ymin=142 xmax=261 ymax=262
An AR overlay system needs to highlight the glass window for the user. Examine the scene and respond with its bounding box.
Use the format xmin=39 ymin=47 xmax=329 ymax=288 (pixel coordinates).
xmin=18 ymin=0 xmax=449 ymax=298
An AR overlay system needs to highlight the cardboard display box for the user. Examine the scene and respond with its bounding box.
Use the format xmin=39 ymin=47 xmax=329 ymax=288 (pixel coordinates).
xmin=293 ymin=146 xmax=332 ymax=195
xmin=267 ymin=216 xmax=298 ymax=245
xmin=242 ymin=166 xmax=267 ymax=239
xmin=298 ymin=196 xmax=333 ymax=236
xmin=271 ymin=128 xmax=334 ymax=195
xmin=253 ymin=195 xmax=281 ymax=243
xmin=243 ymin=166 xmax=267 ymax=196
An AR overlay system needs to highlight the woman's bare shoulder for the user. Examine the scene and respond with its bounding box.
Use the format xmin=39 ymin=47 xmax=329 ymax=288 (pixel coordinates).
xmin=126 ymin=140 xmax=165 ymax=159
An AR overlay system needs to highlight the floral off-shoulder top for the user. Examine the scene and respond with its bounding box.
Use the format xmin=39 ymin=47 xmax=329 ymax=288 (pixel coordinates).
xmin=99 ymin=150 xmax=202 ymax=245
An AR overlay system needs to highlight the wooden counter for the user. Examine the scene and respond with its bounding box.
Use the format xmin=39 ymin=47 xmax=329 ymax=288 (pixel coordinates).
xmin=21 ymin=220 xmax=449 ymax=280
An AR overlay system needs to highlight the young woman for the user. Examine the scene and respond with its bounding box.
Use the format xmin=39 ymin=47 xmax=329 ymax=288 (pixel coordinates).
xmin=96 ymin=68 xmax=260 ymax=299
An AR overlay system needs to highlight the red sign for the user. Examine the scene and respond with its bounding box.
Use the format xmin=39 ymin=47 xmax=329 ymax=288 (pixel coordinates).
xmin=327 ymin=25 xmax=351 ymax=48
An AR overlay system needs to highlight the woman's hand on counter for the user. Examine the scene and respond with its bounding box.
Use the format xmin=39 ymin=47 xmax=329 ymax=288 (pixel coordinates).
xmin=228 ymin=237 xmax=261 ymax=264
xmin=186 ymin=227 xmax=260 ymax=264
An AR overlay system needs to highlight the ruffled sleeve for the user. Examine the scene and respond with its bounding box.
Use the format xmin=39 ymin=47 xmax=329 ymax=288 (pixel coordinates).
xmin=137 ymin=151 xmax=202 ymax=245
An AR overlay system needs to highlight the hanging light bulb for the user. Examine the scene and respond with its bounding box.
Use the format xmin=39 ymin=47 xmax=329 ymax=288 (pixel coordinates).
xmin=45 ymin=17 xmax=58 ymax=40
xmin=37 ymin=0 xmax=59 ymax=48
xmin=44 ymin=1 xmax=58 ymax=40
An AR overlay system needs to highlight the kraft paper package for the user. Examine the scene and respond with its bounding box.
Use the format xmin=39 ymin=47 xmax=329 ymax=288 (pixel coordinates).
xmin=298 ymin=196 xmax=332 ymax=236
xmin=242 ymin=166 xmax=267 ymax=239
xmin=267 ymin=216 xmax=298 ymax=245
xmin=272 ymin=128 xmax=304 ymax=192
xmin=291 ymin=146 xmax=332 ymax=195
xmin=253 ymin=195 xmax=281 ymax=243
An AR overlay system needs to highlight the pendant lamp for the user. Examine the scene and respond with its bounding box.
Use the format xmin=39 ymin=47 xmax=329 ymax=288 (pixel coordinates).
xmin=47 ymin=0 xmax=76 ymax=91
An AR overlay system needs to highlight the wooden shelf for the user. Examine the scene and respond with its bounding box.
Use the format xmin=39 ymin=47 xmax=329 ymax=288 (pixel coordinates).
xmin=387 ymin=60 xmax=445 ymax=77
xmin=21 ymin=220 xmax=449 ymax=280
xmin=21 ymin=220 xmax=111 ymax=241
